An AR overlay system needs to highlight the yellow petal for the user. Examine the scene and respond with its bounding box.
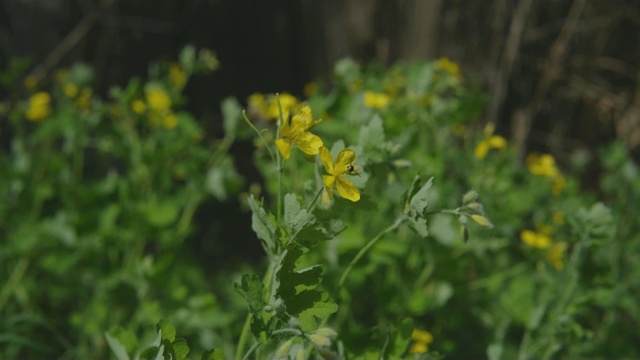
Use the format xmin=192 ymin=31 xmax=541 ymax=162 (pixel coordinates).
xmin=322 ymin=175 xmax=336 ymax=198
xmin=474 ymin=141 xmax=489 ymax=160
xmin=290 ymin=106 xmax=314 ymax=136
xmin=487 ymin=135 xmax=507 ymax=150
xmin=275 ymin=139 xmax=293 ymax=160
xmin=334 ymin=148 xmax=356 ymax=173
xmin=320 ymin=147 xmax=334 ymax=174
xmin=294 ymin=131 xmax=323 ymax=156
xmin=278 ymin=111 xmax=291 ymax=137
xmin=336 ymin=178 xmax=360 ymax=202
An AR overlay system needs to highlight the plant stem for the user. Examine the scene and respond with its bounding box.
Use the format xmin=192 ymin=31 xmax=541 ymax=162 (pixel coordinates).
xmin=338 ymin=216 xmax=406 ymax=290
xmin=0 ymin=258 xmax=29 ymax=314
xmin=242 ymin=110 xmax=276 ymax=163
xmin=306 ymin=187 xmax=324 ymax=213
xmin=242 ymin=341 xmax=262 ymax=360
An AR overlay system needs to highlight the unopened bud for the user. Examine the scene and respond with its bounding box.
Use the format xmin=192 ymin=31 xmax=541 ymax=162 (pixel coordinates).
xmin=467 ymin=202 xmax=484 ymax=214
xmin=275 ymin=339 xmax=293 ymax=359
xmin=471 ymin=214 xmax=493 ymax=228
xmin=309 ymin=333 xmax=331 ymax=347
xmin=462 ymin=190 xmax=479 ymax=204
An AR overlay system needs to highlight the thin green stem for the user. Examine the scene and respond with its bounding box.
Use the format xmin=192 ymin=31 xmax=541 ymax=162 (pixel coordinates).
xmin=0 ymin=258 xmax=29 ymax=314
xmin=338 ymin=216 xmax=406 ymax=290
xmin=275 ymin=94 xmax=285 ymax=225
xmin=242 ymin=342 xmax=262 ymax=360
xmin=242 ymin=110 xmax=276 ymax=163
xmin=306 ymin=187 xmax=324 ymax=213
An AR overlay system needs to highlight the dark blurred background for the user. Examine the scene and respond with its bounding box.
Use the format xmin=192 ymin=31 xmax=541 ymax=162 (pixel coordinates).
xmin=3 ymin=0 xmax=639 ymax=158
xmin=2 ymin=0 xmax=639 ymax=264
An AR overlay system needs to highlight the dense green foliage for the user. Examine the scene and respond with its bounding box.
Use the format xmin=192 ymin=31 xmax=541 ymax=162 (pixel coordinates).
xmin=1 ymin=50 xmax=638 ymax=359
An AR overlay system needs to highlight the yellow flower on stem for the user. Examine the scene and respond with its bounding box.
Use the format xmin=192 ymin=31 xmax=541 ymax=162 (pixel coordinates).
xmin=520 ymin=229 xmax=552 ymax=249
xmin=474 ymin=123 xmax=507 ymax=160
xmin=266 ymin=92 xmax=298 ymax=120
xmin=319 ymin=146 xmax=360 ymax=202
xmin=25 ymin=92 xmax=52 ymax=122
xmin=409 ymin=329 xmax=433 ymax=354
xmin=274 ymin=106 xmax=323 ymax=159
xmin=363 ymin=90 xmax=390 ymax=109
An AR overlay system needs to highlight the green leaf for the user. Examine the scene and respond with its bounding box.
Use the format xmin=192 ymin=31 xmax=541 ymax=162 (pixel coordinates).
xmin=247 ymin=195 xmax=277 ymax=254
xmin=297 ymin=292 xmax=339 ymax=332
xmin=200 ymin=349 xmax=224 ymax=360
xmin=157 ymin=319 xmax=176 ymax=342
xmin=172 ymin=338 xmax=190 ymax=360
xmin=275 ymin=245 xmax=337 ymax=332
xmin=405 ymin=176 xmax=434 ymax=237
xmin=221 ymin=97 xmax=241 ymax=138
xmin=388 ymin=317 xmax=414 ymax=358
xmin=358 ymin=114 xmax=386 ymax=163
xmin=234 ymin=273 xmax=265 ymax=314
xmin=284 ymin=193 xmax=315 ymax=235
xmin=105 ymin=327 xmax=135 ymax=360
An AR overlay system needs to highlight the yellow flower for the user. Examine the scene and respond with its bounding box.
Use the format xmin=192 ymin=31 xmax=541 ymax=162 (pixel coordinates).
xmin=132 ymin=99 xmax=147 ymax=114
xmin=474 ymin=123 xmax=507 ymax=160
xmin=526 ymin=153 xmax=559 ymax=178
xmin=363 ymin=91 xmax=390 ymax=109
xmin=266 ymin=92 xmax=299 ymax=120
xmin=547 ymin=242 xmax=568 ymax=270
xmin=25 ymin=92 xmax=52 ymax=122
xmin=520 ymin=229 xmax=552 ymax=249
xmin=274 ymin=106 xmax=323 ymax=159
xmin=436 ymin=57 xmax=461 ymax=79
xmin=319 ymin=146 xmax=360 ymax=202
xmin=162 ymin=113 xmax=178 ymax=129
xmin=409 ymin=329 xmax=433 ymax=354
xmin=169 ymin=62 xmax=187 ymax=90
xmin=146 ymin=87 xmax=172 ymax=112
xmin=64 ymin=83 xmax=79 ymax=98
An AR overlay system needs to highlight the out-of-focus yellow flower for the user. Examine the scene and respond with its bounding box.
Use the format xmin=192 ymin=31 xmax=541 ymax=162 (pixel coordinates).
xmin=526 ymin=152 xmax=565 ymax=196
xmin=25 ymin=92 xmax=52 ymax=122
xmin=363 ymin=91 xmax=390 ymax=109
xmin=169 ymin=62 xmax=188 ymax=90
xmin=64 ymin=83 xmax=79 ymax=98
xmin=24 ymin=75 xmax=38 ymax=90
xmin=520 ymin=229 xmax=552 ymax=249
xmin=320 ymin=146 xmax=360 ymax=202
xmin=474 ymin=123 xmax=508 ymax=159
xmin=247 ymin=92 xmax=268 ymax=118
xmin=304 ymin=81 xmax=318 ymax=97
xmin=146 ymin=87 xmax=172 ymax=112
xmin=526 ymin=153 xmax=559 ymax=178
xmin=547 ymin=242 xmax=568 ymax=270
xmin=132 ymin=99 xmax=146 ymax=114
xmin=75 ymin=87 xmax=91 ymax=109
xmin=162 ymin=113 xmax=178 ymax=129
xmin=436 ymin=57 xmax=461 ymax=79
xmin=274 ymin=106 xmax=323 ymax=159
xmin=409 ymin=329 xmax=433 ymax=354
xmin=266 ymin=92 xmax=298 ymax=120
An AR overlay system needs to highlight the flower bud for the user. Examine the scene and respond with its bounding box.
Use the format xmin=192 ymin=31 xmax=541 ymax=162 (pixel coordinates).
xmin=462 ymin=190 xmax=479 ymax=204
xmin=471 ymin=214 xmax=493 ymax=228
xmin=275 ymin=339 xmax=293 ymax=359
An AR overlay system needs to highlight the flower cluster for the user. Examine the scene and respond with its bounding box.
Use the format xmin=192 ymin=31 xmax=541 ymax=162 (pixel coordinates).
xmin=408 ymin=328 xmax=434 ymax=354
xmin=273 ymin=104 xmax=361 ymax=202
xmin=134 ymin=86 xmax=178 ymax=129
xmin=520 ymin=215 xmax=568 ymax=270
xmin=25 ymin=92 xmax=53 ymax=122
xmin=526 ymin=152 xmax=566 ymax=196
xmin=474 ymin=123 xmax=507 ymax=160
xmin=248 ymin=92 xmax=300 ymax=121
